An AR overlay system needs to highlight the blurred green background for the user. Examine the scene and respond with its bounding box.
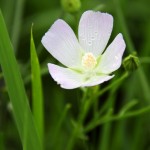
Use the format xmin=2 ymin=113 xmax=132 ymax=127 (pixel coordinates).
xmin=0 ymin=0 xmax=150 ymax=150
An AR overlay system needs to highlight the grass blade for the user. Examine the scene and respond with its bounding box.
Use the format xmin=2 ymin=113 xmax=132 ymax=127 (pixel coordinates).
xmin=11 ymin=0 xmax=25 ymax=52
xmin=30 ymin=27 xmax=44 ymax=147
xmin=0 ymin=10 xmax=42 ymax=150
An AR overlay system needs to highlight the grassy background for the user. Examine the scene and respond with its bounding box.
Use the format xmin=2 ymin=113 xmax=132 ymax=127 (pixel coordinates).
xmin=0 ymin=0 xmax=150 ymax=150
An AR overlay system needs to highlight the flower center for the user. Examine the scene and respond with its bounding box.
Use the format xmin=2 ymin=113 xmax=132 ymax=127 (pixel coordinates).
xmin=82 ymin=52 xmax=97 ymax=70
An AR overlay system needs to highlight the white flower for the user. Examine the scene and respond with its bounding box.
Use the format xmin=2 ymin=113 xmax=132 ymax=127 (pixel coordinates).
xmin=41 ymin=10 xmax=126 ymax=89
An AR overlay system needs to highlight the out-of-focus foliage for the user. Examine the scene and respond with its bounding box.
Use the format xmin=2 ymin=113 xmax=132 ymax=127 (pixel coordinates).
xmin=0 ymin=0 xmax=150 ymax=150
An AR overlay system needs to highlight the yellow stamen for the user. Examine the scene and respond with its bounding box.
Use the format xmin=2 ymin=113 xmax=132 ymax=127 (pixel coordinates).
xmin=82 ymin=52 xmax=97 ymax=70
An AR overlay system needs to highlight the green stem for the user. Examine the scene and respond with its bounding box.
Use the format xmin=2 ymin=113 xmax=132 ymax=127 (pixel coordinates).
xmin=98 ymin=75 xmax=128 ymax=150
xmin=98 ymin=107 xmax=114 ymax=150
xmin=96 ymin=72 xmax=128 ymax=98
xmin=85 ymin=105 xmax=150 ymax=132
xmin=66 ymin=89 xmax=93 ymax=150
xmin=11 ymin=0 xmax=25 ymax=52
xmin=98 ymin=80 xmax=121 ymax=116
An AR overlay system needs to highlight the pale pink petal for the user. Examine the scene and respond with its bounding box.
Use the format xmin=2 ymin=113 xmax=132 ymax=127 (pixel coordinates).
xmin=82 ymin=75 xmax=114 ymax=87
xmin=99 ymin=33 xmax=126 ymax=74
xmin=48 ymin=63 xmax=83 ymax=89
xmin=78 ymin=10 xmax=113 ymax=57
xmin=42 ymin=19 xmax=82 ymax=68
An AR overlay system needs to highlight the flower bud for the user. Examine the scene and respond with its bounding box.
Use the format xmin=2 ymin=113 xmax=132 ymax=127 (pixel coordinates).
xmin=123 ymin=54 xmax=140 ymax=72
xmin=61 ymin=0 xmax=81 ymax=13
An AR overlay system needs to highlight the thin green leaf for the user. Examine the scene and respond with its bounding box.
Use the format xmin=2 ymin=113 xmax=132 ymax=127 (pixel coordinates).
xmin=0 ymin=10 xmax=42 ymax=150
xmin=30 ymin=27 xmax=44 ymax=147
